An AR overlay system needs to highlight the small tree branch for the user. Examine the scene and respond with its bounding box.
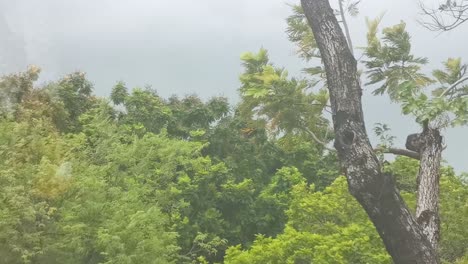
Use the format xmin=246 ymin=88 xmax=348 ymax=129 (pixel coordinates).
xmin=419 ymin=0 xmax=468 ymax=31
xmin=452 ymin=92 xmax=468 ymax=98
xmin=304 ymin=131 xmax=421 ymax=160
xmin=304 ymin=126 xmax=335 ymax=152
xmin=438 ymin=75 xmax=468 ymax=97
xmin=338 ymin=0 xmax=354 ymax=55
xmin=379 ymin=147 xmax=421 ymax=160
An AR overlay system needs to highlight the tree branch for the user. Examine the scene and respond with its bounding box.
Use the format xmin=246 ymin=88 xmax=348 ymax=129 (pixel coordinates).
xmin=303 ymin=126 xmax=335 ymax=152
xmin=376 ymin=147 xmax=421 ymax=160
xmin=438 ymin=75 xmax=468 ymax=97
xmin=419 ymin=0 xmax=468 ymax=31
xmin=338 ymin=0 xmax=354 ymax=55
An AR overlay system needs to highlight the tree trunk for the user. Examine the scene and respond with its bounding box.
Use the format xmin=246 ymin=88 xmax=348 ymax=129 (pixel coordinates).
xmin=300 ymin=0 xmax=439 ymax=263
xmin=416 ymin=127 xmax=442 ymax=250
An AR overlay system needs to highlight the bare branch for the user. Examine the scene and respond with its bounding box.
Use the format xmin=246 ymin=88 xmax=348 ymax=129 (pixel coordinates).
xmin=338 ymin=0 xmax=354 ymax=54
xmin=304 ymin=126 xmax=335 ymax=152
xmin=419 ymin=0 xmax=468 ymax=31
xmin=376 ymin=146 xmax=421 ymax=160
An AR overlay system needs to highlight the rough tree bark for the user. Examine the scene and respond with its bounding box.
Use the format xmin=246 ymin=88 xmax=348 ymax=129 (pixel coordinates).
xmin=409 ymin=126 xmax=443 ymax=250
xmin=300 ymin=0 xmax=439 ymax=263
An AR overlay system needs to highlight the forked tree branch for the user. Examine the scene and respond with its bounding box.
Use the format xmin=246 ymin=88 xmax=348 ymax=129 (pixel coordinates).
xmin=419 ymin=0 xmax=468 ymax=31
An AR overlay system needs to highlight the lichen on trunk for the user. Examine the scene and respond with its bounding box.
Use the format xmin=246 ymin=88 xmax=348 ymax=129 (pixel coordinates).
xmin=416 ymin=127 xmax=443 ymax=250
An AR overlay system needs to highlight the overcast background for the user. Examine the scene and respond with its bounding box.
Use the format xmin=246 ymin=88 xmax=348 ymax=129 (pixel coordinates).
xmin=1 ymin=0 xmax=467 ymax=173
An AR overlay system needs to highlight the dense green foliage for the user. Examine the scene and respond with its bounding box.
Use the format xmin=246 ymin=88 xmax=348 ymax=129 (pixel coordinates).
xmin=0 ymin=66 xmax=340 ymax=263
xmin=0 ymin=64 xmax=466 ymax=263
xmin=1 ymin=4 xmax=468 ymax=264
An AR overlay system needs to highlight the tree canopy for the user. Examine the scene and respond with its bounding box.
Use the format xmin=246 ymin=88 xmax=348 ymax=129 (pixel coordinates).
xmin=0 ymin=1 xmax=467 ymax=263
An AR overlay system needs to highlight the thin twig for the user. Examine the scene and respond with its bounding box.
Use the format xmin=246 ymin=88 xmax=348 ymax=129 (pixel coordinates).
xmin=304 ymin=126 xmax=335 ymax=152
xmin=419 ymin=0 xmax=468 ymax=31
xmin=338 ymin=0 xmax=354 ymax=54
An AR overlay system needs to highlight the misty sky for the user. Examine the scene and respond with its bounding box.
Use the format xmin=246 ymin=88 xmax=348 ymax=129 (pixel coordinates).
xmin=1 ymin=0 xmax=467 ymax=172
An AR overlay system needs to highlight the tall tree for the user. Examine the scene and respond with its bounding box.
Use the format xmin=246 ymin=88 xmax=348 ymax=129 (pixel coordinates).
xmin=364 ymin=18 xmax=468 ymax=253
xmin=300 ymin=0 xmax=439 ymax=263
xmin=363 ymin=19 xmax=443 ymax=251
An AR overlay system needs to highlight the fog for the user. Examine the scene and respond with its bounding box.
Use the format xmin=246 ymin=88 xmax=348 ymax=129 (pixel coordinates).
xmin=1 ymin=0 xmax=467 ymax=172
